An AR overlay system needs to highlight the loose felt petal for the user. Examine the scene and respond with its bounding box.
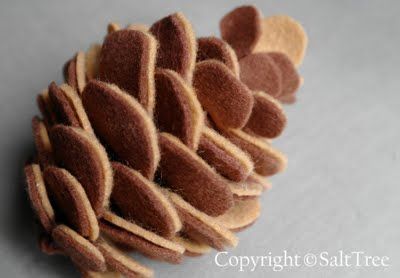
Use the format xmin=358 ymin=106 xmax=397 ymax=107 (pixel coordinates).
xmin=193 ymin=60 xmax=254 ymax=129
xmin=150 ymin=13 xmax=197 ymax=83
xmin=244 ymin=91 xmax=287 ymax=138
xmin=173 ymin=236 xmax=211 ymax=257
xmin=24 ymin=164 xmax=55 ymax=233
xmin=253 ymin=15 xmax=308 ymax=67
xmin=82 ymin=81 xmax=160 ymax=180
xmin=220 ymin=5 xmax=262 ymax=58
xmin=266 ymin=52 xmax=301 ymax=101
xmin=239 ymin=53 xmax=282 ymax=97
xmin=223 ymin=129 xmax=287 ymax=176
xmin=111 ymin=162 xmax=181 ymax=238
xmin=96 ymin=239 xmax=154 ymax=278
xmin=48 ymin=82 xmax=80 ymax=127
xmin=43 ymin=166 xmax=99 ymax=241
xmin=49 ymin=125 xmax=113 ymax=216
xmin=100 ymin=211 xmax=184 ymax=264
xmin=215 ymin=198 xmax=261 ymax=232
xmin=166 ymin=191 xmax=238 ymax=250
xmin=85 ymin=44 xmax=102 ymax=80
xmin=196 ymin=36 xmax=240 ymax=77
xmin=159 ymin=133 xmax=233 ymax=216
xmin=32 ymin=116 xmax=54 ymax=167
xmin=154 ymin=69 xmax=204 ymax=150
xmin=99 ymin=30 xmax=157 ymax=114
xmin=197 ymin=127 xmax=253 ymax=182
xmin=52 ymin=225 xmax=106 ymax=272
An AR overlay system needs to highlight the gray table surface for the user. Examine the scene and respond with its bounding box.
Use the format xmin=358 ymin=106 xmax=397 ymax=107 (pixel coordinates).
xmin=0 ymin=0 xmax=399 ymax=277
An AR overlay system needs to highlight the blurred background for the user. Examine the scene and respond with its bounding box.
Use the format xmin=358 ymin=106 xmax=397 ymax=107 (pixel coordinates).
xmin=0 ymin=0 xmax=398 ymax=277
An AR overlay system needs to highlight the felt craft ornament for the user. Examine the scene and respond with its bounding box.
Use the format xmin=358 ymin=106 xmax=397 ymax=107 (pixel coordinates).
xmin=23 ymin=4 xmax=307 ymax=277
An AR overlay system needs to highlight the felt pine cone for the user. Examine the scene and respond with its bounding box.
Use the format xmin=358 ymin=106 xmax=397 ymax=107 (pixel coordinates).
xmin=25 ymin=5 xmax=307 ymax=277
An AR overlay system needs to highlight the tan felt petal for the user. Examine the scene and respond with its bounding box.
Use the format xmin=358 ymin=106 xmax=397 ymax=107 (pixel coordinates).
xmin=49 ymin=125 xmax=113 ymax=216
xmin=82 ymin=81 xmax=160 ymax=180
xmin=52 ymin=225 xmax=106 ymax=272
xmin=159 ymin=133 xmax=233 ymax=216
xmin=111 ymin=162 xmax=181 ymax=238
xmin=173 ymin=236 xmax=211 ymax=257
xmin=126 ymin=23 xmax=149 ymax=32
xmin=193 ymin=60 xmax=254 ymax=129
xmin=223 ymin=129 xmax=287 ymax=176
xmin=198 ymin=127 xmax=253 ymax=182
xmin=32 ymin=116 xmax=54 ymax=168
xmin=254 ymin=15 xmax=308 ymax=67
xmin=81 ymin=271 xmax=122 ymax=278
xmin=150 ymin=13 xmax=197 ymax=83
xmin=43 ymin=166 xmax=99 ymax=241
xmin=228 ymin=181 xmax=263 ymax=200
xmin=85 ymin=44 xmax=102 ymax=81
xmin=24 ymin=164 xmax=55 ymax=233
xmin=196 ymin=36 xmax=240 ymax=77
xmin=63 ymin=52 xmax=86 ymax=95
xmin=215 ymin=198 xmax=261 ymax=232
xmin=244 ymin=91 xmax=287 ymax=138
xmin=220 ymin=5 xmax=262 ymax=58
xmin=107 ymin=22 xmax=121 ymax=34
xmin=96 ymin=239 xmax=154 ymax=278
xmin=166 ymin=191 xmax=238 ymax=250
xmin=63 ymin=58 xmax=77 ymax=90
xmin=99 ymin=29 xmax=156 ymax=114
xmin=246 ymin=172 xmax=272 ymax=191
xmin=154 ymin=69 xmax=204 ymax=150
xmin=239 ymin=53 xmax=282 ymax=97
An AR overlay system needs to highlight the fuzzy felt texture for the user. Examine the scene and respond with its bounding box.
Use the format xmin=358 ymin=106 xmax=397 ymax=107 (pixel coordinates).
xmin=85 ymin=44 xmax=102 ymax=80
xmin=193 ymin=60 xmax=254 ymax=129
xmin=24 ymin=164 xmax=55 ymax=233
xmin=166 ymin=191 xmax=238 ymax=250
xmin=100 ymin=211 xmax=184 ymax=264
xmin=215 ymin=198 xmax=260 ymax=231
xmin=82 ymin=81 xmax=160 ymax=180
xmin=81 ymin=271 xmax=122 ymax=278
xmin=52 ymin=225 xmax=106 ymax=272
xmin=239 ymin=53 xmax=282 ymax=97
xmin=126 ymin=23 xmax=149 ymax=32
xmin=197 ymin=127 xmax=253 ymax=182
xmin=279 ymin=93 xmax=297 ymax=104
xmin=253 ymin=15 xmax=308 ymax=67
xmin=223 ymin=129 xmax=287 ymax=176
xmin=150 ymin=13 xmax=197 ymax=83
xmin=220 ymin=5 xmax=262 ymax=58
xmin=159 ymin=133 xmax=233 ymax=216
xmin=267 ymin=52 xmax=301 ymax=101
xmin=111 ymin=162 xmax=181 ymax=238
xmin=38 ymin=234 xmax=62 ymax=256
xmin=99 ymin=29 xmax=156 ymax=114
xmin=32 ymin=116 xmax=54 ymax=167
xmin=196 ymin=36 xmax=240 ymax=77
xmin=63 ymin=58 xmax=77 ymax=91
xmin=49 ymin=125 xmax=113 ymax=216
xmin=107 ymin=22 xmax=121 ymax=34
xmin=228 ymin=181 xmax=263 ymax=200
xmin=246 ymin=172 xmax=272 ymax=191
xmin=173 ymin=236 xmax=211 ymax=257
xmin=37 ymin=89 xmax=57 ymax=126
xmin=63 ymin=52 xmax=86 ymax=94
xmin=43 ymin=166 xmax=99 ymax=241
xmin=154 ymin=69 xmax=204 ymax=150
xmin=244 ymin=91 xmax=287 ymax=138
xmin=96 ymin=239 xmax=154 ymax=278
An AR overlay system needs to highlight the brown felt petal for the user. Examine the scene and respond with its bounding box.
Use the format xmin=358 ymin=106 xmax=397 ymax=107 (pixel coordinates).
xmin=266 ymin=52 xmax=301 ymax=100
xmin=220 ymin=5 xmax=262 ymax=58
xmin=43 ymin=166 xmax=99 ymax=241
xmin=150 ymin=13 xmax=196 ymax=83
xmin=85 ymin=44 xmax=102 ymax=81
xmin=197 ymin=127 xmax=253 ymax=182
xmin=239 ymin=52 xmax=282 ymax=98
xmin=154 ymin=69 xmax=204 ymax=150
xmin=193 ymin=60 xmax=254 ymax=129
xmin=246 ymin=172 xmax=272 ymax=191
xmin=82 ymin=81 xmax=160 ymax=180
xmin=196 ymin=36 xmax=240 ymax=77
xmin=64 ymin=52 xmax=87 ymax=94
xmin=24 ymin=164 xmax=55 ymax=233
xmin=228 ymin=181 xmax=263 ymax=200
xmin=173 ymin=236 xmax=211 ymax=257
xmin=52 ymin=225 xmax=106 ymax=272
xmin=32 ymin=116 xmax=54 ymax=167
xmin=159 ymin=133 xmax=233 ymax=216
xmin=99 ymin=29 xmax=156 ymax=114
xmin=49 ymin=125 xmax=113 ymax=216
xmin=96 ymin=239 xmax=154 ymax=278
xmin=254 ymin=15 xmax=308 ymax=67
xmin=244 ymin=91 xmax=287 ymax=138
xmin=100 ymin=211 xmax=185 ymax=264
xmin=279 ymin=93 xmax=297 ymax=104
xmin=223 ymin=129 xmax=287 ymax=176
xmin=166 ymin=191 xmax=238 ymax=250
xmin=111 ymin=162 xmax=181 ymax=238
xmin=216 ymin=198 xmax=260 ymax=232
xmin=37 ymin=89 xmax=57 ymax=126
xmin=38 ymin=234 xmax=63 ymax=256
